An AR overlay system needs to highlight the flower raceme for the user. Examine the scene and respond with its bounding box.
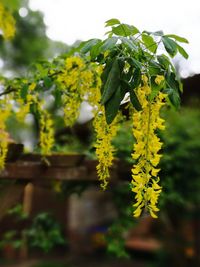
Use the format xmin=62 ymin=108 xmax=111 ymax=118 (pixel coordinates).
xmin=93 ymin=109 xmax=119 ymax=190
xmin=0 ymin=3 xmax=15 ymax=39
xmin=57 ymin=57 xmax=98 ymax=127
xmin=86 ymin=64 xmax=119 ymax=190
xmin=0 ymin=98 xmax=12 ymax=170
xmin=131 ymin=75 xmax=166 ymax=218
xmin=39 ymin=108 xmax=55 ymax=156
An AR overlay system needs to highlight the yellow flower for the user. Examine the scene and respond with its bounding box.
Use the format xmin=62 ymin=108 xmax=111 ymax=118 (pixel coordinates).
xmin=0 ymin=98 xmax=11 ymax=170
xmin=29 ymin=82 xmax=36 ymax=91
xmin=155 ymin=75 xmax=165 ymax=85
xmin=56 ymin=56 xmax=101 ymax=127
xmin=93 ymin=109 xmax=119 ymax=190
xmin=0 ymin=3 xmax=15 ymax=39
xmin=39 ymin=109 xmax=54 ymax=155
xmin=131 ymin=76 xmax=166 ymax=218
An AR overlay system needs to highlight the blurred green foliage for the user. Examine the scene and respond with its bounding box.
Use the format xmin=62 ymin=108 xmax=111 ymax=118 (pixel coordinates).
xmin=160 ymin=108 xmax=200 ymax=207
xmin=112 ymin=120 xmax=134 ymax=163
xmin=26 ymin=212 xmax=66 ymax=253
xmin=106 ymin=183 xmax=135 ymax=258
xmin=0 ymin=0 xmax=69 ymax=74
xmin=0 ymin=205 xmax=66 ymax=254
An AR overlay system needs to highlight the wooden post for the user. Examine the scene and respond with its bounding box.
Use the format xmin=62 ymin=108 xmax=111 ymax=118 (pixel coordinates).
xmin=19 ymin=182 xmax=34 ymax=260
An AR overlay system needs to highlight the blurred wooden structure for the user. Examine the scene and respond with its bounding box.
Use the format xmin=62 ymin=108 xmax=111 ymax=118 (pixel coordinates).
xmin=0 ymin=151 xmax=161 ymax=259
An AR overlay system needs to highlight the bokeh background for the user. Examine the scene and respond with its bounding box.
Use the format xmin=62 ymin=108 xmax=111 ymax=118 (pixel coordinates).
xmin=0 ymin=1 xmax=200 ymax=267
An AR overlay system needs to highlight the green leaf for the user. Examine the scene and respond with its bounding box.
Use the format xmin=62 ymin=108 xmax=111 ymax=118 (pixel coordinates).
xmin=112 ymin=24 xmax=139 ymax=37
xmin=177 ymin=44 xmax=189 ymax=59
xmin=100 ymin=58 xmax=114 ymax=93
xmin=145 ymin=30 xmax=164 ymax=36
xmin=20 ymin=84 xmax=28 ymax=100
xmin=165 ymin=34 xmax=189 ymax=44
xmin=149 ymin=60 xmax=162 ymax=76
xmin=142 ymin=33 xmax=157 ymax=53
xmin=154 ymin=31 xmax=164 ymax=36
xmin=129 ymin=88 xmax=142 ymax=111
xmin=30 ymin=103 xmax=40 ymax=120
xmin=164 ymin=88 xmax=180 ymax=108
xmin=126 ymin=57 xmax=142 ymax=69
xmin=105 ymin=86 xmax=122 ymax=124
xmin=120 ymin=37 xmax=137 ymax=51
xmin=120 ymin=79 xmax=130 ymax=92
xmin=105 ymin=18 xmax=121 ymax=27
xmin=100 ymin=37 xmax=118 ymax=52
xmin=53 ymin=89 xmax=62 ymax=108
xmin=162 ymin=36 xmax=178 ymax=57
xmin=80 ymin=39 xmax=101 ymax=54
xmin=90 ymin=41 xmax=103 ymax=60
xmin=130 ymin=68 xmax=141 ymax=89
xmin=118 ymin=58 xmax=125 ymax=72
xmin=165 ymin=72 xmax=180 ymax=91
xmin=157 ymin=54 xmax=170 ymax=70
xmin=101 ymin=59 xmax=120 ymax=104
xmin=44 ymin=76 xmax=52 ymax=88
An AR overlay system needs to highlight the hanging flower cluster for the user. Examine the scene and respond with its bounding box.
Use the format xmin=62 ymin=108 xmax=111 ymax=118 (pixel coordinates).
xmin=39 ymin=108 xmax=55 ymax=156
xmin=0 ymin=3 xmax=15 ymax=39
xmin=14 ymin=81 xmax=55 ymax=156
xmin=93 ymin=110 xmax=119 ymax=190
xmin=86 ymin=65 xmax=120 ymax=190
xmin=131 ymin=75 xmax=166 ymax=218
xmin=56 ymin=57 xmax=119 ymax=189
xmin=57 ymin=56 xmax=95 ymax=127
xmin=0 ymin=98 xmax=12 ymax=170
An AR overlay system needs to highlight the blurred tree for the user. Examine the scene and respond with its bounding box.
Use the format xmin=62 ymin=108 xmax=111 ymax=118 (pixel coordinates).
xmin=0 ymin=0 xmax=69 ymax=75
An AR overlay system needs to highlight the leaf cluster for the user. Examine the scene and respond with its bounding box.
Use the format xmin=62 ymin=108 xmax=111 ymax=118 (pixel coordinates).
xmin=78 ymin=18 xmax=189 ymax=124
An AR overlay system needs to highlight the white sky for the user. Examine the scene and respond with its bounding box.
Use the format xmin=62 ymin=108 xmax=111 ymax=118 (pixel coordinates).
xmin=29 ymin=0 xmax=200 ymax=77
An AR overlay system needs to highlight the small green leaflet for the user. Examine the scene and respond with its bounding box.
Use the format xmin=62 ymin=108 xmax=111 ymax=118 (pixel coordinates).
xmin=142 ymin=33 xmax=157 ymax=53
xmin=129 ymin=88 xmax=142 ymax=111
xmin=100 ymin=37 xmax=118 ymax=52
xmin=165 ymin=34 xmax=189 ymax=44
xmin=80 ymin=39 xmax=101 ymax=54
xmin=162 ymin=36 xmax=178 ymax=58
xmin=120 ymin=37 xmax=137 ymax=51
xmin=177 ymin=44 xmax=189 ymax=59
xmin=112 ymin=24 xmax=139 ymax=37
xmin=164 ymin=88 xmax=180 ymax=109
xmin=20 ymin=84 xmax=29 ymax=101
xmin=157 ymin=54 xmax=170 ymax=70
xmin=105 ymin=18 xmax=121 ymax=27
xmin=101 ymin=59 xmax=120 ymax=104
xmin=44 ymin=76 xmax=52 ymax=88
xmin=105 ymin=86 xmax=123 ymax=124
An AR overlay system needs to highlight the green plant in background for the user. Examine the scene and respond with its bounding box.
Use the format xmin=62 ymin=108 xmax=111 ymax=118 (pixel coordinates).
xmin=112 ymin=120 xmax=134 ymax=163
xmin=6 ymin=203 xmax=28 ymax=220
xmin=0 ymin=230 xmax=23 ymax=250
xmin=26 ymin=212 xmax=66 ymax=253
xmin=160 ymin=108 xmax=200 ymax=207
xmin=0 ymin=206 xmax=66 ymax=254
xmin=106 ymin=183 xmax=136 ymax=258
xmin=0 ymin=204 xmax=27 ymax=250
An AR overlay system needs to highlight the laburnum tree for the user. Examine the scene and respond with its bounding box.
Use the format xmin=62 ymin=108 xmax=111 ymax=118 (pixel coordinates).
xmin=0 ymin=4 xmax=189 ymax=219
